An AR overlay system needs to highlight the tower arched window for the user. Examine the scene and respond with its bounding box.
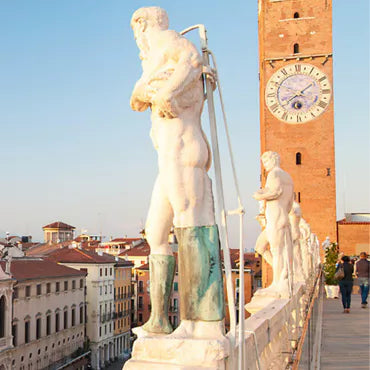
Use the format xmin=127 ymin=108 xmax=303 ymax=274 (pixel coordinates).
xmin=296 ymin=152 xmax=302 ymax=165
xmin=0 ymin=296 xmax=5 ymax=338
xmin=294 ymin=12 xmax=300 ymax=19
xmin=294 ymin=43 xmax=300 ymax=54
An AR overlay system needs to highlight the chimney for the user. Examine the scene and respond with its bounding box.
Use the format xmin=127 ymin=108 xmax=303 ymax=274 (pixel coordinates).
xmin=5 ymin=257 xmax=12 ymax=275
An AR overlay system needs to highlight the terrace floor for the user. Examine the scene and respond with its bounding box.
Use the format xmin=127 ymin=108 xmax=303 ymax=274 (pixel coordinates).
xmin=320 ymin=293 xmax=370 ymax=369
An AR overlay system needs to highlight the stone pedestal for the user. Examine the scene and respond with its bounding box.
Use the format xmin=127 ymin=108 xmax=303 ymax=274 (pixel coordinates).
xmin=124 ymin=334 xmax=230 ymax=369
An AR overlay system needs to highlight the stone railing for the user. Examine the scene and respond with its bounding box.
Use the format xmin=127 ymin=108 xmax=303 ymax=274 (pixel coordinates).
xmin=226 ymin=272 xmax=321 ymax=370
xmin=125 ymin=272 xmax=321 ymax=369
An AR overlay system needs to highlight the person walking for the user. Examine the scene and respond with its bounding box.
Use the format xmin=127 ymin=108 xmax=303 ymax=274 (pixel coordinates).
xmin=337 ymin=255 xmax=354 ymax=313
xmin=355 ymin=252 xmax=369 ymax=308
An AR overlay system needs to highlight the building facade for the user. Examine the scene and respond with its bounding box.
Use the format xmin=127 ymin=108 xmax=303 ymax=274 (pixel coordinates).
xmin=47 ymin=247 xmax=128 ymax=369
xmin=258 ymin=0 xmax=336 ymax=244
xmin=0 ymin=258 xmax=87 ymax=370
xmin=43 ymin=221 xmax=76 ymax=244
xmin=113 ymin=260 xmax=133 ymax=359
xmin=337 ymin=213 xmax=370 ymax=256
xmin=0 ymin=264 xmax=14 ymax=370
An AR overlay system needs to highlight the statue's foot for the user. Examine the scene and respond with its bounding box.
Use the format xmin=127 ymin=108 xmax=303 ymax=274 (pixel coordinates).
xmin=168 ymin=320 xmax=194 ymax=339
xmin=254 ymin=284 xmax=281 ymax=298
xmin=193 ymin=320 xmax=225 ymax=340
xmin=142 ymin=316 xmax=173 ymax=335
xmin=132 ymin=325 xmax=151 ymax=338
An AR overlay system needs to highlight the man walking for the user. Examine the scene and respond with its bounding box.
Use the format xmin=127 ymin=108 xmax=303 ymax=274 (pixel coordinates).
xmin=355 ymin=252 xmax=369 ymax=308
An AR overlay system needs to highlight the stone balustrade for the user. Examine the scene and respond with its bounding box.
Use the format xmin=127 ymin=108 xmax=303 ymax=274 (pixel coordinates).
xmin=226 ymin=273 xmax=320 ymax=370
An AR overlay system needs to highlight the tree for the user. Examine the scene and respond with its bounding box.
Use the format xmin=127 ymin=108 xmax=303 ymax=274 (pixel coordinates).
xmin=323 ymin=242 xmax=339 ymax=285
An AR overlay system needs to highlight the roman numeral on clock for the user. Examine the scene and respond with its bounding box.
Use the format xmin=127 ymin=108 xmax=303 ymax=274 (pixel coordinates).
xmin=322 ymin=89 xmax=331 ymax=94
xmin=267 ymin=93 xmax=275 ymax=98
xmin=281 ymin=112 xmax=288 ymax=121
xmin=297 ymin=115 xmax=302 ymax=123
xmin=270 ymin=103 xmax=279 ymax=112
xmin=318 ymin=76 xmax=327 ymax=82
xmin=295 ymin=65 xmax=301 ymax=72
xmin=318 ymin=101 xmax=327 ymax=109
xmin=281 ymin=69 xmax=288 ymax=75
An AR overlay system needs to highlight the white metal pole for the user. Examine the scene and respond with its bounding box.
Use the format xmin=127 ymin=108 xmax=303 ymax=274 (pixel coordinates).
xmin=198 ymin=24 xmax=237 ymax=351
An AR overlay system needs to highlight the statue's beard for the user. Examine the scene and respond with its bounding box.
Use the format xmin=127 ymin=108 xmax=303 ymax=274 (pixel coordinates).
xmin=137 ymin=36 xmax=149 ymax=60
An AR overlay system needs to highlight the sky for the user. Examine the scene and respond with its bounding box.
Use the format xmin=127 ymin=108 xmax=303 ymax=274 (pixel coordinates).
xmin=0 ymin=1 xmax=368 ymax=248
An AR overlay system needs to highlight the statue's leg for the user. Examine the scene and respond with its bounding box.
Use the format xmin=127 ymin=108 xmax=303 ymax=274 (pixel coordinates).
xmin=269 ymin=229 xmax=287 ymax=288
xmin=142 ymin=176 xmax=176 ymax=334
xmin=142 ymin=254 xmax=175 ymax=334
xmin=175 ymin=225 xmax=225 ymax=322
xmin=255 ymin=230 xmax=273 ymax=266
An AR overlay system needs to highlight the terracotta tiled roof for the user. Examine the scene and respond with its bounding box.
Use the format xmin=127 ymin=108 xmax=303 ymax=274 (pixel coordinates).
xmin=111 ymin=238 xmax=142 ymax=243
xmin=46 ymin=247 xmax=116 ymax=264
xmin=43 ymin=221 xmax=76 ymax=230
xmin=137 ymin=263 xmax=149 ymax=270
xmin=0 ymin=258 xmax=86 ymax=281
xmin=20 ymin=242 xmax=42 ymax=250
xmin=119 ymin=241 xmax=151 ymax=257
xmin=26 ymin=242 xmax=69 ymax=257
xmin=337 ymin=219 xmax=370 ymax=225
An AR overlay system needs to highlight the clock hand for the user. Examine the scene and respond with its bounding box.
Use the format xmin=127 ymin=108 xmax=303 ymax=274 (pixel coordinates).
xmin=300 ymin=83 xmax=313 ymax=94
xmin=283 ymin=93 xmax=300 ymax=105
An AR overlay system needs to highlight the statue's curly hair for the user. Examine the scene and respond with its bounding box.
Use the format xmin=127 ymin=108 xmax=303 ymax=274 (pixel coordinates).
xmin=131 ymin=7 xmax=169 ymax=30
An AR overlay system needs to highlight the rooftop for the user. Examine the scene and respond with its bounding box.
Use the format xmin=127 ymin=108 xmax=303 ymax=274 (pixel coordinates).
xmin=337 ymin=212 xmax=370 ymax=225
xmin=0 ymin=258 xmax=86 ymax=281
xmin=43 ymin=221 xmax=76 ymax=230
xmin=120 ymin=241 xmax=151 ymax=257
xmin=47 ymin=247 xmax=117 ymax=264
xmin=46 ymin=246 xmax=133 ymax=266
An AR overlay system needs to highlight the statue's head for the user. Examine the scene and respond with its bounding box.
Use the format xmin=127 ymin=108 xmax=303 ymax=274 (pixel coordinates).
xmin=131 ymin=7 xmax=169 ymax=33
xmin=131 ymin=7 xmax=169 ymax=58
xmin=261 ymin=151 xmax=280 ymax=171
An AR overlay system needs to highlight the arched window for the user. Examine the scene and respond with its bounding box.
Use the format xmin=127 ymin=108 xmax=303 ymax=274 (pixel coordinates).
xmin=0 ymin=296 xmax=5 ymax=338
xmin=294 ymin=43 xmax=300 ymax=54
xmin=294 ymin=12 xmax=300 ymax=18
xmin=296 ymin=152 xmax=302 ymax=165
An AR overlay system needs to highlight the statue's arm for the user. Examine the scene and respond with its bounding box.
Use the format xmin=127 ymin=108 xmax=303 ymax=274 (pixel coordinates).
xmin=152 ymin=34 xmax=203 ymax=117
xmin=253 ymin=172 xmax=283 ymax=201
xmin=130 ymin=75 xmax=151 ymax=112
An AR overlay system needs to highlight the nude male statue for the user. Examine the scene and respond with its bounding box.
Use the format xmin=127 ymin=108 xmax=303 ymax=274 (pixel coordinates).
xmin=253 ymin=151 xmax=294 ymax=298
xmin=289 ymin=201 xmax=306 ymax=282
xmin=299 ymin=218 xmax=312 ymax=281
xmin=130 ymin=7 xmax=224 ymax=337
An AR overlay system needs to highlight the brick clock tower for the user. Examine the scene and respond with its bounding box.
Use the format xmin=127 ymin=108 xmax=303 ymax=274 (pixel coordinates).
xmin=258 ymin=0 xmax=337 ymax=285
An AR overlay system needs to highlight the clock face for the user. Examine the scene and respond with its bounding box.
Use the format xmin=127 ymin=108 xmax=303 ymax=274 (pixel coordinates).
xmin=265 ymin=63 xmax=332 ymax=124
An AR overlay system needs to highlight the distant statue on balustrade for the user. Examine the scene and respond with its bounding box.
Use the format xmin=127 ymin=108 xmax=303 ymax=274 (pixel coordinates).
xmin=289 ymin=201 xmax=306 ymax=282
xmin=253 ymin=151 xmax=294 ymax=298
xmin=130 ymin=6 xmax=224 ymax=338
xmin=299 ymin=218 xmax=312 ymax=281
xmin=322 ymin=236 xmax=331 ymax=251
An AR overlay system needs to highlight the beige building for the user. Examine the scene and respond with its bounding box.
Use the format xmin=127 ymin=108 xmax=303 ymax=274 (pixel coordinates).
xmin=43 ymin=221 xmax=76 ymax=244
xmin=47 ymin=247 xmax=118 ymax=369
xmin=0 ymin=263 xmax=15 ymax=369
xmin=113 ymin=259 xmax=133 ymax=359
xmin=0 ymin=258 xmax=87 ymax=370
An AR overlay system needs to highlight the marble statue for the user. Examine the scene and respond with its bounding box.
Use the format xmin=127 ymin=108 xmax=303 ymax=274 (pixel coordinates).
xmin=130 ymin=7 xmax=224 ymax=338
xmin=253 ymin=151 xmax=294 ymax=298
xmin=322 ymin=236 xmax=331 ymax=251
xmin=299 ymin=218 xmax=312 ymax=281
xmin=289 ymin=201 xmax=306 ymax=282
xmin=312 ymin=234 xmax=321 ymax=270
